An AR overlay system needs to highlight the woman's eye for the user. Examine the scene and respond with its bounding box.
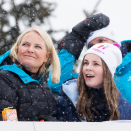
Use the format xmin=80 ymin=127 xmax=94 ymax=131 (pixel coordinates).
xmin=36 ymin=46 xmax=42 ymax=49
xmin=22 ymin=43 xmax=28 ymax=46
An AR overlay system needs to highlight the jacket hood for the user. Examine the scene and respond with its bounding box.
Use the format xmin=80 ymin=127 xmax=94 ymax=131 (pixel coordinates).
xmin=61 ymin=79 xmax=79 ymax=108
xmin=0 ymin=50 xmax=41 ymax=84
xmin=61 ymin=79 xmax=87 ymax=122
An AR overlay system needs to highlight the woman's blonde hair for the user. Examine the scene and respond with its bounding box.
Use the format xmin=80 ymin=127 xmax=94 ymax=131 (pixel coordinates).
xmin=76 ymin=57 xmax=120 ymax=121
xmin=10 ymin=26 xmax=60 ymax=83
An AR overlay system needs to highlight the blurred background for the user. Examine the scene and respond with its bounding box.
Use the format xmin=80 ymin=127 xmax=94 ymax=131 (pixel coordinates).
xmin=0 ymin=0 xmax=131 ymax=74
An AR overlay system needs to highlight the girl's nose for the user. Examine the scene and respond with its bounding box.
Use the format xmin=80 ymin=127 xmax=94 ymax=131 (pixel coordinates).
xmin=86 ymin=64 xmax=92 ymax=71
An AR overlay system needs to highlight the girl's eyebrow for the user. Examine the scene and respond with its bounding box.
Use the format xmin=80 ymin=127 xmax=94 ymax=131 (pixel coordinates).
xmin=93 ymin=60 xmax=100 ymax=63
xmin=84 ymin=58 xmax=88 ymax=62
xmin=93 ymin=61 xmax=102 ymax=65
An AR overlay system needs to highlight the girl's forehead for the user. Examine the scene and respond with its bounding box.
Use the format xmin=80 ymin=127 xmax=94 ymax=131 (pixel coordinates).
xmin=84 ymin=53 xmax=101 ymax=61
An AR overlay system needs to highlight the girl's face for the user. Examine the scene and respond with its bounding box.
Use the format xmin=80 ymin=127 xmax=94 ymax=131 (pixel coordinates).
xmin=82 ymin=53 xmax=104 ymax=89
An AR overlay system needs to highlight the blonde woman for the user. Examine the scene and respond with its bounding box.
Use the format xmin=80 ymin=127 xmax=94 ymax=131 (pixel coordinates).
xmin=0 ymin=26 xmax=60 ymax=121
xmin=56 ymin=43 xmax=131 ymax=122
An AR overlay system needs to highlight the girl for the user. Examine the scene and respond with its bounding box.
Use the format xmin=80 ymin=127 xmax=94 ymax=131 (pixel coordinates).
xmin=56 ymin=43 xmax=131 ymax=122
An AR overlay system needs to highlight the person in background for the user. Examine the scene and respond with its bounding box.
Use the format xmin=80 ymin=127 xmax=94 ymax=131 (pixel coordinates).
xmin=114 ymin=40 xmax=131 ymax=103
xmin=56 ymin=43 xmax=131 ymax=122
xmin=48 ymin=13 xmax=111 ymax=95
xmin=54 ymin=11 xmax=131 ymax=104
xmin=0 ymin=26 xmax=60 ymax=121
xmin=86 ymin=20 xmax=121 ymax=49
xmin=48 ymin=13 xmax=122 ymax=96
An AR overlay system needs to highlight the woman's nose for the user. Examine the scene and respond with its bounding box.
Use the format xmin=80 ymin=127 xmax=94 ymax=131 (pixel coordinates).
xmin=28 ymin=46 xmax=34 ymax=53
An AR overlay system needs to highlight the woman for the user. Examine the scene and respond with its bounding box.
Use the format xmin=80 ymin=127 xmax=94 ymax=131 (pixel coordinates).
xmin=56 ymin=43 xmax=131 ymax=122
xmin=0 ymin=26 xmax=60 ymax=121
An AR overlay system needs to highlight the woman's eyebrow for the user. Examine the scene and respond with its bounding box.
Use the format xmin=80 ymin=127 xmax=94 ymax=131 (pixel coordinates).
xmin=35 ymin=43 xmax=42 ymax=45
xmin=21 ymin=41 xmax=30 ymax=44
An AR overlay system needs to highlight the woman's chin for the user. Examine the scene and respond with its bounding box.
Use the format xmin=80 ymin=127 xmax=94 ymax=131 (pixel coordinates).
xmin=22 ymin=64 xmax=38 ymax=73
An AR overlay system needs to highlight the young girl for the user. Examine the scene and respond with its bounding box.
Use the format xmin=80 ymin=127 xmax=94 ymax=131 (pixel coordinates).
xmin=56 ymin=43 xmax=131 ymax=122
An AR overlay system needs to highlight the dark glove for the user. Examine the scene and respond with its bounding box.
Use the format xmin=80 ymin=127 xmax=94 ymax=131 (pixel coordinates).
xmin=58 ymin=31 xmax=84 ymax=59
xmin=58 ymin=13 xmax=110 ymax=59
xmin=72 ymin=13 xmax=110 ymax=41
xmin=124 ymin=40 xmax=131 ymax=52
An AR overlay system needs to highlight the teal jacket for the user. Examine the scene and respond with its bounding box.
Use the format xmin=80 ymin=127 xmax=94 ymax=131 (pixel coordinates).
xmin=114 ymin=52 xmax=131 ymax=103
xmin=47 ymin=49 xmax=78 ymax=95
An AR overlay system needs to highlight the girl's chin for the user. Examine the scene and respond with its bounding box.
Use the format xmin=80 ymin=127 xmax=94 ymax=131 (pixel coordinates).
xmin=85 ymin=83 xmax=101 ymax=89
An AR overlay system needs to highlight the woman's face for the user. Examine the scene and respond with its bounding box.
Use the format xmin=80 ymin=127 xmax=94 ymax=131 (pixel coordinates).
xmin=82 ymin=53 xmax=104 ymax=89
xmin=17 ymin=31 xmax=49 ymax=73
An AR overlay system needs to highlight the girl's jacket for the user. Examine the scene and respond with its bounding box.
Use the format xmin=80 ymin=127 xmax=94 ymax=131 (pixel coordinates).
xmin=56 ymin=79 xmax=131 ymax=122
xmin=114 ymin=52 xmax=131 ymax=103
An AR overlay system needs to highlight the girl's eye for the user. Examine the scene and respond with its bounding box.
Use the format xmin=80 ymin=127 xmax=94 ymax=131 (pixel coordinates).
xmin=94 ymin=63 xmax=99 ymax=65
xmin=83 ymin=62 xmax=88 ymax=65
xmin=36 ymin=46 xmax=42 ymax=49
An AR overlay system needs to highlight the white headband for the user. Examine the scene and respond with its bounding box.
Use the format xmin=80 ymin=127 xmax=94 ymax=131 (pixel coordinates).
xmin=84 ymin=43 xmax=122 ymax=77
xmin=86 ymin=22 xmax=121 ymax=49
